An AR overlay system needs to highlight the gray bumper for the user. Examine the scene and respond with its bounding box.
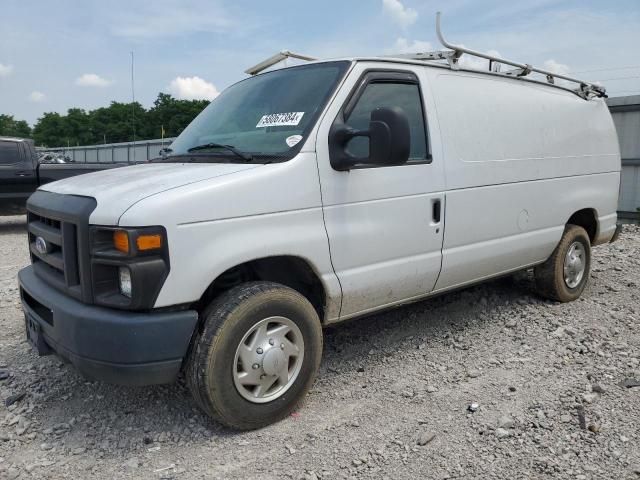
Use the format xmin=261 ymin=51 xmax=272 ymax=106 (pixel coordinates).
xmin=18 ymin=265 xmax=198 ymax=386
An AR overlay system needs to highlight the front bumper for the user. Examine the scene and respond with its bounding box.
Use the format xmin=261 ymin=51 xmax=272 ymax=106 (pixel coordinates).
xmin=18 ymin=265 xmax=198 ymax=386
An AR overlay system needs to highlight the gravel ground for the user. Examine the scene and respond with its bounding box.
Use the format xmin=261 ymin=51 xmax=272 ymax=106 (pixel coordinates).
xmin=1 ymin=214 xmax=639 ymax=480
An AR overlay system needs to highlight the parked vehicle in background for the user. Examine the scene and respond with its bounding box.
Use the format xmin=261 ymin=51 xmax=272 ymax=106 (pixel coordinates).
xmin=38 ymin=152 xmax=75 ymax=164
xmin=17 ymin=14 xmax=622 ymax=430
xmin=0 ymin=137 xmax=122 ymax=215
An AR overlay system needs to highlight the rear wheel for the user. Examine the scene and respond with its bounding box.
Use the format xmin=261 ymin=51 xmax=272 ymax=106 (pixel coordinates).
xmin=186 ymin=281 xmax=323 ymax=430
xmin=534 ymin=224 xmax=591 ymax=302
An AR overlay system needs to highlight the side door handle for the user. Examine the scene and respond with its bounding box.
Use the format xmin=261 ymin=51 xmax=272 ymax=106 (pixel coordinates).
xmin=15 ymin=171 xmax=33 ymax=177
xmin=432 ymin=199 xmax=441 ymax=224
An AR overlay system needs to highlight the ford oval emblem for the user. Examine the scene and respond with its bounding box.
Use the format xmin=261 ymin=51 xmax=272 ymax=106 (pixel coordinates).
xmin=35 ymin=236 xmax=49 ymax=255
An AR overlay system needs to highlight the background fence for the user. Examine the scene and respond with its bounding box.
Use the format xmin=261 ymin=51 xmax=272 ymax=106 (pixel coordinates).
xmin=39 ymin=95 xmax=640 ymax=219
xmin=40 ymin=137 xmax=176 ymax=163
xmin=608 ymin=95 xmax=640 ymax=220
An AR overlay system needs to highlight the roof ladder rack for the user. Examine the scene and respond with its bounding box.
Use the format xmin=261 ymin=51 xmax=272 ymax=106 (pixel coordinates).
xmin=245 ymin=50 xmax=317 ymax=76
xmin=391 ymin=12 xmax=606 ymax=100
xmin=436 ymin=11 xmax=606 ymax=99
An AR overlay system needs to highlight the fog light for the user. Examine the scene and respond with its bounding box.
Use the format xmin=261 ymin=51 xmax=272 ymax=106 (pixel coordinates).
xmin=118 ymin=267 xmax=132 ymax=298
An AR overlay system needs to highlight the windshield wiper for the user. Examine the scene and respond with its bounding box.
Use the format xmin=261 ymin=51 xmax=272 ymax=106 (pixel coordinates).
xmin=187 ymin=143 xmax=253 ymax=161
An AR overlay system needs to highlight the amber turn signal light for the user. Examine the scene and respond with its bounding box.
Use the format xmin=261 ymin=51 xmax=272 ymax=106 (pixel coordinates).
xmin=136 ymin=234 xmax=162 ymax=251
xmin=113 ymin=230 xmax=129 ymax=253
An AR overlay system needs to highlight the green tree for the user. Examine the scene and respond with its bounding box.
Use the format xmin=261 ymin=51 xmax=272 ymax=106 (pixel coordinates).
xmin=89 ymin=101 xmax=148 ymax=144
xmin=64 ymin=108 xmax=93 ymax=146
xmin=28 ymin=93 xmax=209 ymax=147
xmin=146 ymin=93 xmax=209 ymax=139
xmin=32 ymin=112 xmax=66 ymax=147
xmin=0 ymin=114 xmax=31 ymax=138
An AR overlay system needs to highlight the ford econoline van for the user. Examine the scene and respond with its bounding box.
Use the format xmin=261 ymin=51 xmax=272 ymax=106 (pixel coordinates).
xmin=18 ymin=16 xmax=621 ymax=429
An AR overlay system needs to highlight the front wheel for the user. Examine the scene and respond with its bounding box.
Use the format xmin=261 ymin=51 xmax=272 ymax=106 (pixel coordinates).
xmin=534 ymin=224 xmax=591 ymax=302
xmin=186 ymin=282 xmax=323 ymax=430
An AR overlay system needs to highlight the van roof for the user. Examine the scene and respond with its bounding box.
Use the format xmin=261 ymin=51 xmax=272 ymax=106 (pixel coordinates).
xmin=251 ymin=56 xmax=603 ymax=101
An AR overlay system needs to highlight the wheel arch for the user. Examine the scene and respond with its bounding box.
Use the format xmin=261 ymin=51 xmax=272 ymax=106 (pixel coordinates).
xmin=566 ymin=208 xmax=598 ymax=243
xmin=195 ymin=255 xmax=328 ymax=322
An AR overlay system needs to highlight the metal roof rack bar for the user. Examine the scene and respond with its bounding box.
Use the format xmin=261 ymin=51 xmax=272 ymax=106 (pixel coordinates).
xmin=245 ymin=50 xmax=317 ymax=76
xmin=432 ymin=12 xmax=606 ymax=99
xmin=245 ymin=15 xmax=606 ymax=99
xmin=384 ymin=50 xmax=461 ymax=63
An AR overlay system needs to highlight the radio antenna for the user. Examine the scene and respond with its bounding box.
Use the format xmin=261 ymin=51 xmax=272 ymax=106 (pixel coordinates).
xmin=130 ymin=51 xmax=137 ymax=162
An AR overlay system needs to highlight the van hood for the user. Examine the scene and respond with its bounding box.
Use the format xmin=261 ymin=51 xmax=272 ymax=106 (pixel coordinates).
xmin=40 ymin=162 xmax=260 ymax=225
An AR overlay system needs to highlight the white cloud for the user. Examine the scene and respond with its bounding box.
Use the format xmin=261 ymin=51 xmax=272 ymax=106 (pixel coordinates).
xmin=75 ymin=73 xmax=112 ymax=87
xmin=543 ymin=59 xmax=570 ymax=75
xmin=389 ymin=38 xmax=433 ymax=54
xmin=0 ymin=63 xmax=14 ymax=77
xmin=28 ymin=91 xmax=45 ymax=102
xmin=168 ymin=76 xmax=219 ymax=100
xmin=382 ymin=0 xmax=417 ymax=28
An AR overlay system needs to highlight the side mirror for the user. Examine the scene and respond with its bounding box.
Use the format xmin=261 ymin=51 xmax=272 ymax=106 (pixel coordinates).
xmin=329 ymin=106 xmax=411 ymax=171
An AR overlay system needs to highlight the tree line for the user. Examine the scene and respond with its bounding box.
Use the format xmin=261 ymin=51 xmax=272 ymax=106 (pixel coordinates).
xmin=0 ymin=93 xmax=209 ymax=148
xmin=0 ymin=114 xmax=31 ymax=138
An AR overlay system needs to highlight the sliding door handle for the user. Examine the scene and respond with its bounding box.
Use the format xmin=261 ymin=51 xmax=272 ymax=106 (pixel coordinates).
xmin=432 ymin=199 xmax=441 ymax=224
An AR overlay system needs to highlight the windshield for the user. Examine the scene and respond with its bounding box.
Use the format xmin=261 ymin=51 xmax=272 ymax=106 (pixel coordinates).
xmin=166 ymin=61 xmax=350 ymax=162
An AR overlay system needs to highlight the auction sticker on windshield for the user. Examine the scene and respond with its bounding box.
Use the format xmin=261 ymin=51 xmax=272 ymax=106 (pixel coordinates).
xmin=256 ymin=112 xmax=305 ymax=128
xmin=286 ymin=135 xmax=303 ymax=147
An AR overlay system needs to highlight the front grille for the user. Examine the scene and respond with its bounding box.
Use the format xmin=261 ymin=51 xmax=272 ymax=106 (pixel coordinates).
xmin=26 ymin=191 xmax=97 ymax=303
xmin=28 ymin=211 xmax=81 ymax=293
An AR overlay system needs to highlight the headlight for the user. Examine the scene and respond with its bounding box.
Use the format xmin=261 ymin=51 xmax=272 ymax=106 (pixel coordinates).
xmin=90 ymin=226 xmax=170 ymax=310
xmin=113 ymin=229 xmax=163 ymax=254
xmin=118 ymin=266 xmax=132 ymax=298
xmin=113 ymin=230 xmax=129 ymax=253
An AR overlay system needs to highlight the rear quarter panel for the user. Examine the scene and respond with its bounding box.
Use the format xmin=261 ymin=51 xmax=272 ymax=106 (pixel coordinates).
xmin=424 ymin=69 xmax=620 ymax=290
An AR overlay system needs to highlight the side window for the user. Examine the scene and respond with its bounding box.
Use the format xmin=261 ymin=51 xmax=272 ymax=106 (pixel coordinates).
xmin=345 ymin=80 xmax=429 ymax=163
xmin=0 ymin=141 xmax=21 ymax=165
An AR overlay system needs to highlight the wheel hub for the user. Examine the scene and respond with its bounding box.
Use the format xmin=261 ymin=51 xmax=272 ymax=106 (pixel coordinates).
xmin=233 ymin=316 xmax=304 ymax=404
xmin=262 ymin=347 xmax=287 ymax=376
xmin=563 ymin=241 xmax=586 ymax=289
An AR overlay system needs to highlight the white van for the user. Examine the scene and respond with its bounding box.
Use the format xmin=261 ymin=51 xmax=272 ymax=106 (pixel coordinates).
xmin=18 ymin=17 xmax=621 ymax=429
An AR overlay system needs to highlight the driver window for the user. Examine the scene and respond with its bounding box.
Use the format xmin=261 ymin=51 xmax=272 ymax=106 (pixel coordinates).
xmin=345 ymin=81 xmax=429 ymax=163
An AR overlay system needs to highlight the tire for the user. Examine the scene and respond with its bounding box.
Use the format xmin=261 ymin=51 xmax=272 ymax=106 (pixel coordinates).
xmin=186 ymin=281 xmax=323 ymax=430
xmin=534 ymin=224 xmax=591 ymax=302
